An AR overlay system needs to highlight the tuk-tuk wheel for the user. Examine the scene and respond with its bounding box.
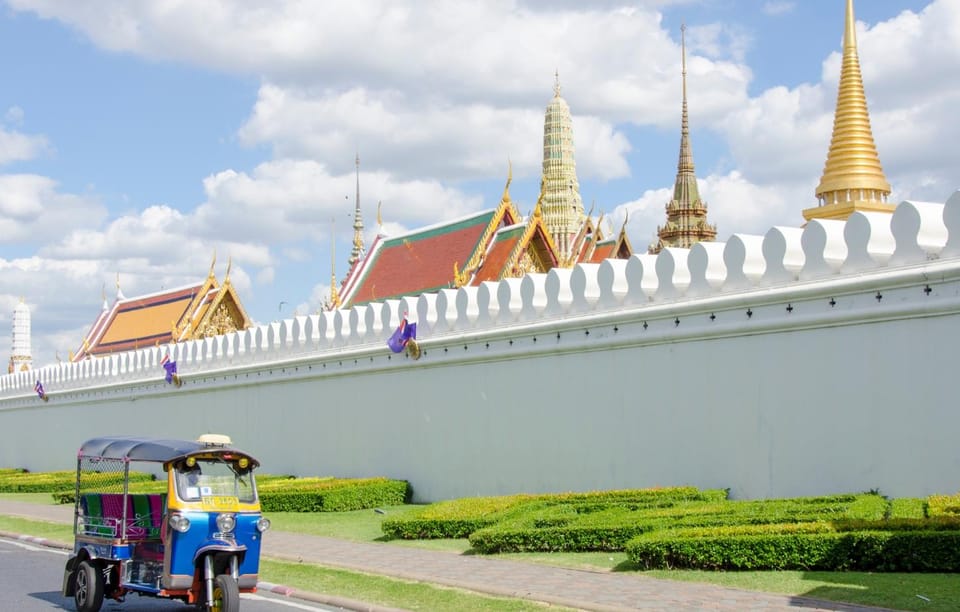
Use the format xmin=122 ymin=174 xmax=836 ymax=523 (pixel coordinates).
xmin=209 ymin=574 xmax=239 ymax=612
xmin=74 ymin=560 xmax=104 ymax=612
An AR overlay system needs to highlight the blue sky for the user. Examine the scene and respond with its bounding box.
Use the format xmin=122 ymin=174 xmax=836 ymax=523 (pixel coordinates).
xmin=0 ymin=0 xmax=954 ymax=367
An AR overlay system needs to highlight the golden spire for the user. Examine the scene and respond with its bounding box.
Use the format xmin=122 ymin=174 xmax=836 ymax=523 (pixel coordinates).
xmin=805 ymin=0 xmax=892 ymax=222
xmin=650 ymin=23 xmax=716 ymax=254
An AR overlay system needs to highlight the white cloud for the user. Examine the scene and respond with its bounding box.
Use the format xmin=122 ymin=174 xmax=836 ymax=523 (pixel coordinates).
xmin=0 ymin=127 xmax=49 ymax=166
xmin=0 ymin=175 xmax=105 ymax=244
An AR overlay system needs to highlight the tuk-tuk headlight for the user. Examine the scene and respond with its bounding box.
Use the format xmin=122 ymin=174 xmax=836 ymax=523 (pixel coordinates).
xmin=216 ymin=513 xmax=236 ymax=534
xmin=256 ymin=517 xmax=271 ymax=533
xmin=168 ymin=513 xmax=191 ymax=533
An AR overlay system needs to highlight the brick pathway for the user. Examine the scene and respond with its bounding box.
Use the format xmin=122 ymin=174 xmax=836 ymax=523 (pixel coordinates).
xmin=0 ymin=499 xmax=892 ymax=611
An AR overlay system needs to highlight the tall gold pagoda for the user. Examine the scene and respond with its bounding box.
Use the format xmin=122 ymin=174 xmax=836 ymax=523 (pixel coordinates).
xmin=541 ymin=71 xmax=587 ymax=262
xmin=804 ymin=0 xmax=893 ymax=222
xmin=650 ymin=25 xmax=716 ymax=254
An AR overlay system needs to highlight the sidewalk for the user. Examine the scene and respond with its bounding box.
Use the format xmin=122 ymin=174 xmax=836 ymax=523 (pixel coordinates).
xmin=0 ymin=499 xmax=890 ymax=612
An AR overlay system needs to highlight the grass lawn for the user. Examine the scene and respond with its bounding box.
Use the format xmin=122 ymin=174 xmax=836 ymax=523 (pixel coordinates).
xmin=2 ymin=495 xmax=958 ymax=611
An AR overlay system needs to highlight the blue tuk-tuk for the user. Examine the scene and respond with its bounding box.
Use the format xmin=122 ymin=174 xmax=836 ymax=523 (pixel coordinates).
xmin=62 ymin=434 xmax=270 ymax=612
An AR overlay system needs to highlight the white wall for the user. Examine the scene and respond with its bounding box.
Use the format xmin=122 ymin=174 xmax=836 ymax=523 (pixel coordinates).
xmin=2 ymin=195 xmax=959 ymax=501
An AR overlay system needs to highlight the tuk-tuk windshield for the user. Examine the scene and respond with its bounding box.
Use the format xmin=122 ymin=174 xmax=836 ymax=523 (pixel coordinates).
xmin=175 ymin=458 xmax=256 ymax=503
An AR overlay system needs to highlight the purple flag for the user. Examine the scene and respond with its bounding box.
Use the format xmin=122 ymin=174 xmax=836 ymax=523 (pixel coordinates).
xmin=387 ymin=317 xmax=417 ymax=353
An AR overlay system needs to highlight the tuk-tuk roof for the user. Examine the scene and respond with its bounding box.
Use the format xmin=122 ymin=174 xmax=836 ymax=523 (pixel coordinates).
xmin=78 ymin=435 xmax=259 ymax=467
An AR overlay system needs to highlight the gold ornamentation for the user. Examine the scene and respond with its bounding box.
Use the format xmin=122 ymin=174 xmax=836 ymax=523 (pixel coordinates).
xmin=200 ymin=304 xmax=237 ymax=338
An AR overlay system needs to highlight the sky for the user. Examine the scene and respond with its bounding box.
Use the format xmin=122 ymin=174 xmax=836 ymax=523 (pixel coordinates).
xmin=0 ymin=0 xmax=956 ymax=368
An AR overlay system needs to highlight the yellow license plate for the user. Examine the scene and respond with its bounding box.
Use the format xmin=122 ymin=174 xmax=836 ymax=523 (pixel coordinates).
xmin=201 ymin=496 xmax=239 ymax=511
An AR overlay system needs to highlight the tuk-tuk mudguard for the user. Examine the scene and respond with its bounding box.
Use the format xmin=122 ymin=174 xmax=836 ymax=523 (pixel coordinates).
xmin=168 ymin=512 xmax=264 ymax=581
xmin=61 ymin=543 xmax=124 ymax=597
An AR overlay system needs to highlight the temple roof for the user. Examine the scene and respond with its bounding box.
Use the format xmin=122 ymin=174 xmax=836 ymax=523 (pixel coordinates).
xmin=73 ymin=271 xmax=252 ymax=361
xmin=341 ymin=209 xmax=505 ymax=306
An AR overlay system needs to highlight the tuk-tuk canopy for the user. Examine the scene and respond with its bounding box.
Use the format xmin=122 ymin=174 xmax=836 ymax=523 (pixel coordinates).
xmin=78 ymin=435 xmax=260 ymax=468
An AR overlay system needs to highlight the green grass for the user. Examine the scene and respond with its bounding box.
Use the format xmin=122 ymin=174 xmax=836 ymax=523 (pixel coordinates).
xmin=0 ymin=515 xmax=72 ymax=542
xmin=3 ymin=492 xmax=960 ymax=611
xmin=644 ymin=569 xmax=960 ymax=612
xmin=260 ymin=558 xmax=575 ymax=611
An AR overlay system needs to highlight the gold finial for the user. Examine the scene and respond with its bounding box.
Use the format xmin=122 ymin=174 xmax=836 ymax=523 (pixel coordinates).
xmin=805 ymin=0 xmax=892 ymax=222
xmin=328 ymin=218 xmax=341 ymax=309
xmin=225 ymin=255 xmax=232 ymax=282
xmin=115 ymin=272 xmax=120 ymax=291
xmin=553 ymin=69 xmax=561 ymax=97
xmin=377 ymin=200 xmax=383 ymax=229
xmin=208 ymin=249 xmax=217 ymax=278
xmin=502 ymin=159 xmax=513 ymax=201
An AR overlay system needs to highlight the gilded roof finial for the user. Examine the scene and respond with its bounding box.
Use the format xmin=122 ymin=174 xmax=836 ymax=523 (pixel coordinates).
xmin=329 ymin=218 xmax=341 ymax=309
xmin=805 ymin=0 xmax=892 ymax=221
xmin=224 ymin=255 xmax=232 ymax=282
xmin=554 ymin=69 xmax=561 ymax=97
xmin=502 ymin=159 xmax=513 ymax=201
xmin=376 ymin=200 xmax=383 ymax=230
xmin=115 ymin=272 xmax=125 ymax=300
xmin=208 ymin=249 xmax=217 ymax=279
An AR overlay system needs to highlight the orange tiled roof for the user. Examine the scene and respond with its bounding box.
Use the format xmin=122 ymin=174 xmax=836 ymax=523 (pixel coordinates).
xmin=472 ymin=225 xmax=525 ymax=284
xmin=589 ymin=240 xmax=617 ymax=263
xmin=344 ymin=210 xmax=499 ymax=306
xmin=82 ymin=285 xmax=207 ymax=357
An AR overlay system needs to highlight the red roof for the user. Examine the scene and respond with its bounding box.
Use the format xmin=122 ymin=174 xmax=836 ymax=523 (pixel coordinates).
xmin=345 ymin=211 xmax=498 ymax=305
xmin=472 ymin=225 xmax=525 ymax=284
xmin=589 ymin=240 xmax=617 ymax=263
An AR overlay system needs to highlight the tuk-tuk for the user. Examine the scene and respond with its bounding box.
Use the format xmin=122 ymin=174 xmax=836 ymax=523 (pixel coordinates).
xmin=62 ymin=434 xmax=270 ymax=612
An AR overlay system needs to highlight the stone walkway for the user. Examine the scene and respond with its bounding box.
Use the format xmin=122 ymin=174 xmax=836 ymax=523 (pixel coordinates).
xmin=0 ymin=499 xmax=893 ymax=611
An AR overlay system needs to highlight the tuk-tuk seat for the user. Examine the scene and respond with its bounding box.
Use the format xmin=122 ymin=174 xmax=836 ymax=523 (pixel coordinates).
xmin=80 ymin=493 xmax=166 ymax=539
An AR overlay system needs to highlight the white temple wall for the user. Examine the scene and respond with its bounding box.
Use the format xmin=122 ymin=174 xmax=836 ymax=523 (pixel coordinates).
xmin=1 ymin=195 xmax=959 ymax=502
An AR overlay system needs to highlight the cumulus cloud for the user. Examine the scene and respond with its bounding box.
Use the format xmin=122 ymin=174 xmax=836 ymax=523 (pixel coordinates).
xmin=0 ymin=126 xmax=49 ymax=166
xmin=0 ymin=175 xmax=105 ymax=244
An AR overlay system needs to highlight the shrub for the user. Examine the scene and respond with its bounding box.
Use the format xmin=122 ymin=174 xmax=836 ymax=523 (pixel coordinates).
xmin=259 ymin=478 xmax=410 ymax=512
xmin=625 ymin=531 xmax=960 ymax=571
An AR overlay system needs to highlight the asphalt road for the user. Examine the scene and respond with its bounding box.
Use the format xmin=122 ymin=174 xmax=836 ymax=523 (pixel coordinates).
xmin=0 ymin=536 xmax=339 ymax=612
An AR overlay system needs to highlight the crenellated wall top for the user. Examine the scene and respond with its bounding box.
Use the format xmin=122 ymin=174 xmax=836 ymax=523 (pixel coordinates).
xmin=2 ymin=193 xmax=959 ymax=400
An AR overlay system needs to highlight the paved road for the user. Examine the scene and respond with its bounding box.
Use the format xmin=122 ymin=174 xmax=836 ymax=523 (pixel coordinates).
xmin=0 ymin=536 xmax=343 ymax=611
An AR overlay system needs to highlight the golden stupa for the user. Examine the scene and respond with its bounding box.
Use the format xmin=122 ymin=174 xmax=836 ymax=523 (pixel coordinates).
xmin=803 ymin=0 xmax=893 ymax=222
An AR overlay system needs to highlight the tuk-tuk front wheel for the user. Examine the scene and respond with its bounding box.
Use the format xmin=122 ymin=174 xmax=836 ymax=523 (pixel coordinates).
xmin=74 ymin=560 xmax=104 ymax=612
xmin=208 ymin=574 xmax=239 ymax=612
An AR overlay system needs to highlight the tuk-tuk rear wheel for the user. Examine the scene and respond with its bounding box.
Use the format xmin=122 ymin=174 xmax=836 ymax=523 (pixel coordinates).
xmin=209 ymin=574 xmax=239 ymax=612
xmin=74 ymin=560 xmax=104 ymax=612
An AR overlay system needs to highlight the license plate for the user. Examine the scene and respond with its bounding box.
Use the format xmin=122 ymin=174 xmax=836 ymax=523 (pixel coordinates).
xmin=201 ymin=496 xmax=239 ymax=511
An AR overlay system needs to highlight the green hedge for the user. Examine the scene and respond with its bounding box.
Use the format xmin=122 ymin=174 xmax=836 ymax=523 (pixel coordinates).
xmin=625 ymin=531 xmax=960 ymax=571
xmin=462 ymin=494 xmax=890 ymax=553
xmin=259 ymin=478 xmax=410 ymax=512
xmin=383 ymin=487 xmax=725 ymax=540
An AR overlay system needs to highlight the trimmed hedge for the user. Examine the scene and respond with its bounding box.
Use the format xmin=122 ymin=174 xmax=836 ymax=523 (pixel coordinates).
xmin=463 ymin=494 xmax=890 ymax=553
xmin=383 ymin=487 xmax=725 ymax=541
xmin=625 ymin=531 xmax=960 ymax=572
xmin=259 ymin=477 xmax=410 ymax=512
